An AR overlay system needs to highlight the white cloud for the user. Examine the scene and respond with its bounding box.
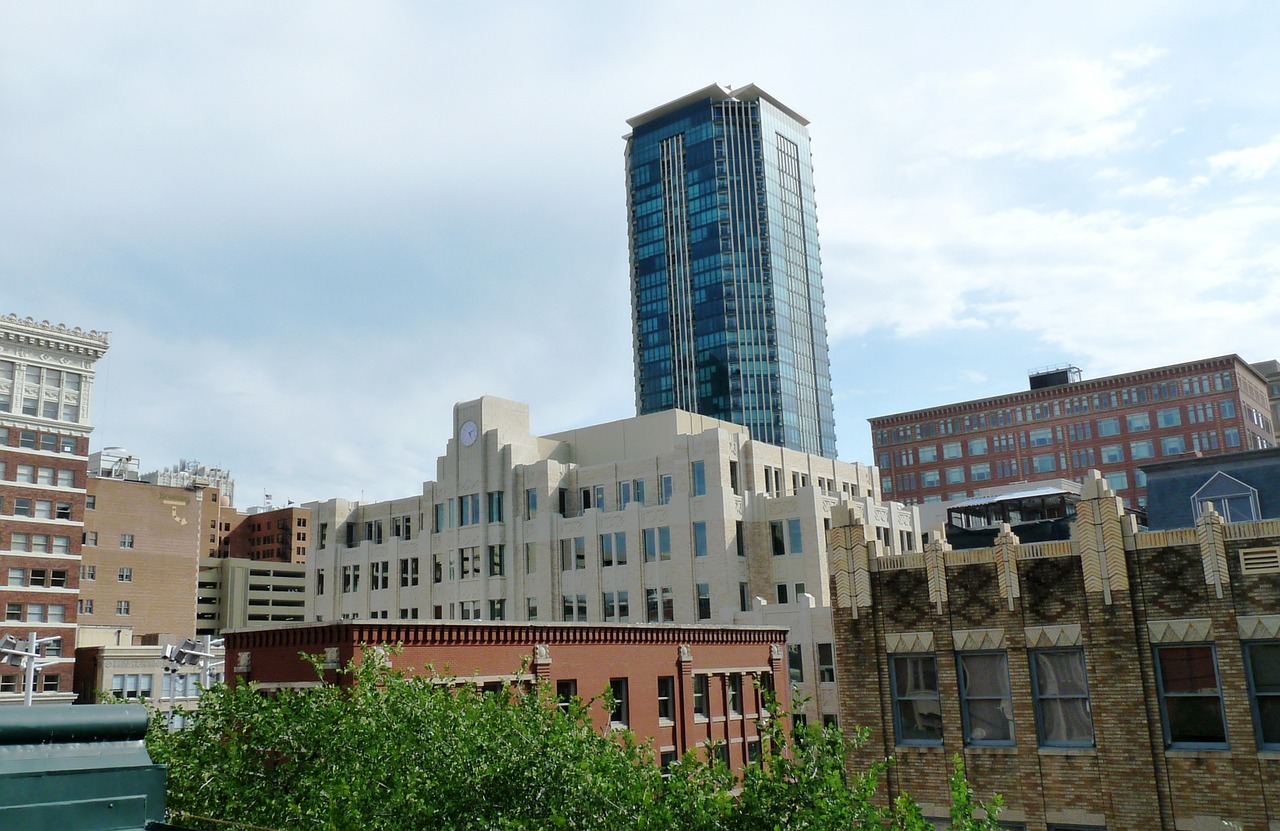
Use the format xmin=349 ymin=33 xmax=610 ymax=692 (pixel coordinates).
xmin=1115 ymin=175 xmax=1208 ymax=198
xmin=1209 ymin=135 xmax=1280 ymax=181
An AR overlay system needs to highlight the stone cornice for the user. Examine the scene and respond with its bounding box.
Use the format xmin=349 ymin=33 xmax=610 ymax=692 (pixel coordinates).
xmin=1 ymin=314 xmax=110 ymax=358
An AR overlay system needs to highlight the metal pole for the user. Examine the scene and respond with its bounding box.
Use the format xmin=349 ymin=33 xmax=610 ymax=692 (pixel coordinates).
xmin=199 ymin=635 xmax=210 ymax=690
xmin=23 ymin=631 xmax=36 ymax=706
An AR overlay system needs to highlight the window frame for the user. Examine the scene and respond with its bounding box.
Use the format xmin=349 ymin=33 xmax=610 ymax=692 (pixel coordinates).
xmin=890 ymin=653 xmax=943 ymax=747
xmin=1029 ymin=648 xmax=1095 ymax=748
xmin=1243 ymin=641 xmax=1280 ymax=751
xmin=958 ymin=651 xmax=1016 ymax=747
xmin=1153 ymin=643 xmax=1228 ymax=750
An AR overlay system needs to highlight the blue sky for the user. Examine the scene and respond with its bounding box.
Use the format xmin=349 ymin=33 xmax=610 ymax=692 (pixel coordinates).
xmin=3 ymin=2 xmax=1278 ymax=507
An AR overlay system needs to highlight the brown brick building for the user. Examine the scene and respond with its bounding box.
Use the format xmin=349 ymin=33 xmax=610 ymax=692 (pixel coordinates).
xmin=828 ymin=471 xmax=1280 ymax=829
xmin=870 ymin=354 xmax=1276 ymax=512
xmin=0 ymin=315 xmax=109 ymax=703
xmin=226 ymin=620 xmax=789 ymax=771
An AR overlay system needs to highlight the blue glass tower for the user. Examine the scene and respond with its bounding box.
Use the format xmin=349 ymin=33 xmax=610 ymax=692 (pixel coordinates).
xmin=626 ymin=84 xmax=837 ymax=458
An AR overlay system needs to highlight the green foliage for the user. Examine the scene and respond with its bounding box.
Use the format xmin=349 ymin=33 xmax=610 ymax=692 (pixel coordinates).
xmin=148 ymin=650 xmax=1003 ymax=831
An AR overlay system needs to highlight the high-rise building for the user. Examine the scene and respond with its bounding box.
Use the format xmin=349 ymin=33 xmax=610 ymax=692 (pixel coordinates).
xmin=625 ymin=84 xmax=837 ymax=459
xmin=0 ymin=314 xmax=110 ymax=703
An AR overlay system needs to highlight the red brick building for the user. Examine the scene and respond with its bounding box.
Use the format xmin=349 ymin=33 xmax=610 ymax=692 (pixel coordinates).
xmin=0 ymin=315 xmax=110 ymax=703
xmin=870 ymin=355 xmax=1275 ymax=512
xmin=226 ymin=620 xmax=789 ymax=769
xmin=828 ymin=471 xmax=1280 ymax=830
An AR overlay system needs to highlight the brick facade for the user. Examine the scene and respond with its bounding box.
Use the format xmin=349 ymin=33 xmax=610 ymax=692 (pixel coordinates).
xmin=829 ymin=471 xmax=1280 ymax=830
xmin=226 ymin=620 xmax=789 ymax=772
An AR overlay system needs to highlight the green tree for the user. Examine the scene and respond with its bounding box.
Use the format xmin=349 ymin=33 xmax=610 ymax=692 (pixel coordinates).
xmin=147 ymin=651 xmax=1003 ymax=831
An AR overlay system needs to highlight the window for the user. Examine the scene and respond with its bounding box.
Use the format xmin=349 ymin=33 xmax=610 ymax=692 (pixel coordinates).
xmin=657 ymin=676 xmax=675 ymax=722
xmin=1225 ymin=427 xmax=1241 ymax=447
xmin=608 ymin=678 xmax=629 ymax=726
xmin=787 ymin=644 xmax=804 ymax=683
xmin=945 ymin=466 xmax=965 ymax=484
xmin=696 ymin=583 xmax=711 ymax=621
xmin=1031 ymin=454 xmax=1056 ymax=473
xmin=487 ymin=491 xmax=504 ymax=523
xmin=967 ymin=438 xmax=988 ymax=455
xmin=561 ymin=594 xmax=587 ymax=622
xmin=727 ymin=674 xmax=743 ymax=715
xmin=78 ymin=598 xmax=94 ymax=614
xmin=316 ymin=569 xmax=326 ymax=595
xmin=692 ymin=521 xmax=708 ymax=557
xmin=770 ymin=521 xmax=785 ymax=556
xmin=526 ymin=598 xmax=538 ymax=620
xmin=1155 ymin=644 xmax=1227 ymax=748
xmin=524 ymin=488 xmax=537 ymax=520
xmin=120 ymin=534 xmax=135 ymax=549
xmin=659 ymin=474 xmax=673 ymax=505
xmin=970 ymin=463 xmax=991 ymax=482
xmin=693 ymin=674 xmax=710 ymax=718
xmin=400 ymin=558 xmax=420 ymax=587
xmin=118 ymin=567 xmax=133 ymax=583
xmin=458 ymin=493 xmax=481 ymax=526
xmin=942 ymin=441 xmax=962 ymax=459
xmin=1127 ymin=412 xmax=1151 ymax=432
xmin=691 ymin=461 xmax=706 ymax=496
xmin=1030 ymin=649 xmax=1094 ymax=747
xmin=776 ymin=583 xmax=790 ymax=604
xmin=110 ymin=674 xmax=152 ymax=699
xmin=80 ymin=565 xmax=96 ymax=581
xmin=891 ymin=654 xmax=942 ymax=745
xmin=959 ymin=653 xmax=1014 ymax=745
xmin=6 ymin=568 xmax=23 ymax=587
xmin=488 ymin=599 xmax=506 ymax=620
xmin=818 ymin=643 xmax=836 ymax=683
xmin=1029 ymin=427 xmax=1053 ymax=447
xmin=600 ymin=532 xmax=627 ymax=566
xmin=1161 ymin=436 xmax=1187 ymax=455
xmin=787 ymin=518 xmax=803 ymax=555
xmin=918 ymin=446 xmax=938 ymax=463
xmin=85 ymin=495 xmax=96 ymax=510
xmin=1104 ymin=471 xmax=1129 ymax=491
xmin=921 ymin=469 xmax=940 ymax=488
xmin=560 ymin=537 xmax=586 ymax=571
xmin=642 ymin=527 xmax=670 ymax=562
xmin=488 ymin=544 xmax=505 ymax=577
xmin=1128 ymin=440 xmax=1153 ymax=459
xmin=1244 ymin=642 xmax=1280 ymax=750
xmin=1157 ymin=407 xmax=1182 ymax=428
xmin=1220 ymin=399 xmax=1237 ymax=419
xmin=116 ymin=600 xmax=131 ymax=616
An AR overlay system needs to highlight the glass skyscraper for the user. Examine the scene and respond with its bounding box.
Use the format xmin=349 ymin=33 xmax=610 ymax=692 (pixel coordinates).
xmin=625 ymin=84 xmax=837 ymax=458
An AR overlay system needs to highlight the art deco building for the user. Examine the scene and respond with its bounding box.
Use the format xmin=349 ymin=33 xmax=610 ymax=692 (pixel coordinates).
xmin=625 ymin=84 xmax=838 ymax=459
xmin=0 ymin=314 xmax=109 ymax=703
xmin=305 ymin=396 xmax=920 ymax=723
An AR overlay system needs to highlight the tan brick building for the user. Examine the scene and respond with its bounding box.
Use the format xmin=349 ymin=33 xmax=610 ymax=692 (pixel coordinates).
xmin=828 ymin=471 xmax=1280 ymax=830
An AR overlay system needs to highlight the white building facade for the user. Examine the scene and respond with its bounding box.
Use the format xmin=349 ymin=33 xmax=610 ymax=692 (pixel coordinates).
xmin=305 ymin=396 xmax=921 ymax=722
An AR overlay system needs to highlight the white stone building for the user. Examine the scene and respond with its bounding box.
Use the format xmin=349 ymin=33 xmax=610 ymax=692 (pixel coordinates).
xmin=305 ymin=396 xmax=921 ymax=722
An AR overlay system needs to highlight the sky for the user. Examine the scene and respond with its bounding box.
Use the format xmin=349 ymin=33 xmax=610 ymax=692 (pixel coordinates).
xmin=3 ymin=2 xmax=1278 ymax=508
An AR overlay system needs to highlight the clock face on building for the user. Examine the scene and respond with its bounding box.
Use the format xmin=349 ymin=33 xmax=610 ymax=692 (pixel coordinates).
xmin=459 ymin=420 xmax=479 ymax=447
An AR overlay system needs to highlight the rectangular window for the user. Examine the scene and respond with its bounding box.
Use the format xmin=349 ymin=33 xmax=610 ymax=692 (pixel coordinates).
xmin=959 ymin=653 xmax=1014 ymax=745
xmin=525 ymin=488 xmax=537 ymax=520
xmin=692 ymin=521 xmax=708 ymax=557
xmin=770 ymin=521 xmax=785 ymax=556
xmin=967 ymin=437 xmax=988 ymax=455
xmin=787 ymin=644 xmax=804 ymax=683
xmin=818 ymin=643 xmax=836 ymax=683
xmin=727 ymin=673 xmax=743 ymax=715
xmin=1161 ymin=435 xmax=1187 ymax=455
xmin=918 ymin=445 xmax=938 ymax=463
xmin=691 ymin=461 xmax=706 ymax=496
xmin=787 ymin=518 xmax=803 ymax=555
xmin=657 ymin=675 xmax=675 ymax=722
xmin=118 ymin=567 xmax=133 ymax=583
xmin=1225 ymin=427 xmax=1241 ymax=447
xmin=1104 ymin=471 xmax=1129 ymax=491
xmin=776 ymin=583 xmax=789 ymax=604
xmin=1028 ymin=428 xmax=1053 ymax=446
xmin=945 ymin=466 xmax=965 ymax=484
xmin=693 ymin=674 xmax=710 ymax=718
xmin=642 ymin=527 xmax=670 ymax=562
xmin=1031 ymin=454 xmax=1056 ymax=473
xmin=488 ymin=599 xmax=506 ymax=620
xmin=942 ymin=441 xmax=962 ymax=459
xmin=1245 ymin=642 xmax=1280 ymax=750
xmin=696 ymin=583 xmax=711 ymax=621
xmin=1030 ymin=649 xmax=1094 ymax=747
xmin=1157 ymin=407 xmax=1182 ymax=428
xmin=891 ymin=654 xmax=942 ymax=745
xmin=970 ymin=462 xmax=991 ymax=482
xmin=116 ymin=600 xmax=130 ymax=616
xmin=120 ymin=534 xmax=135 ymax=549
xmin=659 ymin=474 xmax=673 ymax=505
xmin=739 ymin=581 xmax=750 ymax=612
xmin=921 ymin=469 xmax=940 ymax=488
xmin=1127 ymin=412 xmax=1151 ymax=432
xmin=608 ymin=678 xmax=629 ymax=726
xmin=487 ymin=491 xmax=504 ymax=523
xmin=1155 ymin=644 xmax=1227 ymax=748
xmin=1128 ymin=439 xmax=1155 ymax=459
xmin=488 ymin=544 xmax=505 ymax=577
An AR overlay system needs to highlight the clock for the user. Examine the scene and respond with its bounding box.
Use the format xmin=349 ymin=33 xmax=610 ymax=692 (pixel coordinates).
xmin=459 ymin=420 xmax=479 ymax=447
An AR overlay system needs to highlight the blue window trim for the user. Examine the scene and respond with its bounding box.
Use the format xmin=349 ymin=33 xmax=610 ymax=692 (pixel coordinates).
xmin=889 ymin=653 xmax=943 ymax=747
xmin=1153 ymin=643 xmax=1229 ymax=750
xmin=1029 ymin=648 xmax=1095 ymax=748
xmin=958 ymin=650 xmax=1016 ymax=747
xmin=1244 ymin=640 xmax=1280 ymax=751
